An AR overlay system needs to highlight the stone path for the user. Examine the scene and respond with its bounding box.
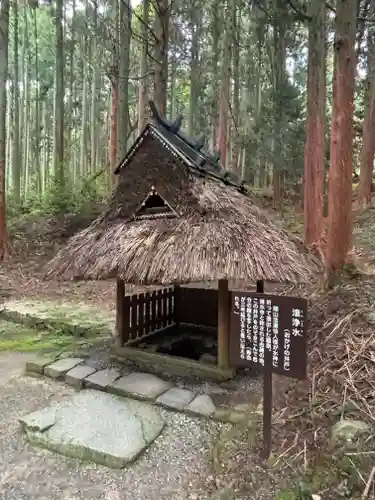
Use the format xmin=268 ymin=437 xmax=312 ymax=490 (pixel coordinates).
xmin=26 ymin=355 xmax=260 ymax=424
xmin=0 ymin=352 xmax=230 ymax=499
xmin=20 ymin=390 xmax=165 ymax=468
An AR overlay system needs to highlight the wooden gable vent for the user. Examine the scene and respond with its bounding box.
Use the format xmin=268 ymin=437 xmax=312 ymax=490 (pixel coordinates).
xmin=134 ymin=186 xmax=178 ymax=220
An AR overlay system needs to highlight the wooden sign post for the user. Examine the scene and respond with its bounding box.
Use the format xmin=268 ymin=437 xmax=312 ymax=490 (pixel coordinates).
xmin=229 ymin=283 xmax=308 ymax=459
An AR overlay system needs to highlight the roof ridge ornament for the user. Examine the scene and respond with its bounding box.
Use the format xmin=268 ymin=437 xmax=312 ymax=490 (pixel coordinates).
xmin=149 ymin=100 xmax=183 ymax=134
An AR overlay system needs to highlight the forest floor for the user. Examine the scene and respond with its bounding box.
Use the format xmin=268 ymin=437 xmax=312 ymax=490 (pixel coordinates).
xmin=1 ymin=204 xmax=375 ymax=499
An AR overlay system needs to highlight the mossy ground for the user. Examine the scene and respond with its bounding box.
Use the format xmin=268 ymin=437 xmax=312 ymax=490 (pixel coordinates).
xmin=0 ymin=319 xmax=108 ymax=353
xmin=1 ymin=299 xmax=115 ymax=336
xmin=0 ymin=298 xmax=113 ymax=354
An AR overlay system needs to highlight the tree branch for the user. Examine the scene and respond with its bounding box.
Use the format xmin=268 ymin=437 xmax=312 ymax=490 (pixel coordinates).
xmin=251 ymin=0 xmax=271 ymax=18
xmin=284 ymin=0 xmax=311 ymax=21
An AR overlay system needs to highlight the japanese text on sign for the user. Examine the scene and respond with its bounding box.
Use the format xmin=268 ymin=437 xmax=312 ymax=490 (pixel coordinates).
xmin=230 ymin=292 xmax=307 ymax=380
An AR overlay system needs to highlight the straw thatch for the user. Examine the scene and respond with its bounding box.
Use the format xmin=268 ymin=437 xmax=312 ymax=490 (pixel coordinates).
xmin=45 ymin=124 xmax=322 ymax=285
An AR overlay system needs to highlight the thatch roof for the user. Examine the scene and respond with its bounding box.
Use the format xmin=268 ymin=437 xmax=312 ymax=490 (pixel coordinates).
xmin=45 ymin=111 xmax=322 ymax=285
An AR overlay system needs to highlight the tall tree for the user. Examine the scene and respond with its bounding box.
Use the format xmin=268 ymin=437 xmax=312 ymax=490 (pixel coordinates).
xmin=272 ymin=4 xmax=288 ymax=211
xmin=210 ymin=0 xmax=220 ymax=150
xmin=90 ymin=0 xmax=100 ymax=173
xmin=153 ymin=0 xmax=169 ymax=114
xmin=0 ymin=0 xmax=10 ymax=260
xmin=109 ymin=0 xmax=119 ymax=183
xmin=32 ymin=4 xmax=42 ymax=196
xmin=216 ymin=0 xmax=235 ymax=169
xmin=231 ymin=0 xmax=241 ymax=174
xmin=187 ymin=0 xmax=201 ymax=137
xmin=304 ymin=0 xmax=326 ymax=245
xmin=137 ymin=0 xmax=149 ymax=134
xmin=53 ymin=0 xmax=65 ymax=187
xmin=325 ymin=0 xmax=358 ymax=284
xmin=359 ymin=29 xmax=375 ymax=207
xmin=116 ymin=0 xmax=131 ymax=163
xmin=12 ymin=0 xmax=20 ymax=205
xmin=79 ymin=1 xmax=89 ymax=178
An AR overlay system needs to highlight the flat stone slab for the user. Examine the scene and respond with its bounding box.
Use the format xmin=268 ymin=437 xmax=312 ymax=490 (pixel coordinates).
xmin=25 ymin=355 xmax=58 ymax=375
xmin=44 ymin=358 xmax=84 ymax=379
xmin=85 ymin=368 xmax=121 ymax=390
xmin=20 ymin=405 xmax=58 ymax=432
xmin=65 ymin=365 xmax=97 ymax=389
xmin=19 ymin=390 xmax=165 ymax=469
xmin=187 ymin=394 xmax=216 ymax=417
xmin=156 ymin=388 xmax=195 ymax=411
xmin=108 ymin=372 xmax=171 ymax=400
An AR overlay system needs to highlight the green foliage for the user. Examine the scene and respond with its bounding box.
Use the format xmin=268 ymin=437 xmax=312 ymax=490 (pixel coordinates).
xmin=6 ymin=173 xmax=106 ymax=219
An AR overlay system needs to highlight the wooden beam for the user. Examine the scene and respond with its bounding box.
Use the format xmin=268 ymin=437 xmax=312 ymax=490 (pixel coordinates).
xmin=218 ymin=278 xmax=230 ymax=369
xmin=116 ymin=278 xmax=129 ymax=346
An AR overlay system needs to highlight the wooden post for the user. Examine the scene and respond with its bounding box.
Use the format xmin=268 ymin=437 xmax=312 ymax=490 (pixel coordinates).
xmin=174 ymin=284 xmax=181 ymax=328
xmin=116 ymin=278 xmax=127 ymax=346
xmin=218 ymin=279 xmax=230 ymax=369
xmin=256 ymin=279 xmax=272 ymax=459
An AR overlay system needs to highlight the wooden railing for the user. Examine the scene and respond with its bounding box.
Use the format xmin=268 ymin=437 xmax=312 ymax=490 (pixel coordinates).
xmin=117 ymin=286 xmax=218 ymax=346
xmin=122 ymin=287 xmax=174 ymax=344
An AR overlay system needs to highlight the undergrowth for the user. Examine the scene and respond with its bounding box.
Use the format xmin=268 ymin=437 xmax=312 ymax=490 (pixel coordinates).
xmin=6 ymin=175 xmax=107 ymax=220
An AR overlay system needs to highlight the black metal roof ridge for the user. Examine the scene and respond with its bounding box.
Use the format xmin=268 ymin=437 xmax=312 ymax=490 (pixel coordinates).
xmin=114 ymin=123 xmax=247 ymax=195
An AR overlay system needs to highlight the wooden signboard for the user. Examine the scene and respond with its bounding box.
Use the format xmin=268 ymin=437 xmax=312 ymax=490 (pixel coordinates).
xmin=229 ymin=289 xmax=308 ymax=459
xmin=229 ymin=292 xmax=307 ymax=379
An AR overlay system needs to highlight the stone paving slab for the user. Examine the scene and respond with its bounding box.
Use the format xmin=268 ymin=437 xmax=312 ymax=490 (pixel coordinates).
xmin=187 ymin=394 xmax=216 ymax=417
xmin=108 ymin=372 xmax=171 ymax=401
xmin=65 ymin=365 xmax=97 ymax=389
xmin=28 ymin=359 xmax=256 ymax=424
xmin=156 ymin=388 xmax=195 ymax=411
xmin=84 ymin=368 xmax=121 ymax=390
xmin=20 ymin=405 xmax=58 ymax=432
xmin=44 ymin=358 xmax=85 ymax=379
xmin=20 ymin=390 xmax=165 ymax=469
xmin=25 ymin=355 xmax=58 ymax=375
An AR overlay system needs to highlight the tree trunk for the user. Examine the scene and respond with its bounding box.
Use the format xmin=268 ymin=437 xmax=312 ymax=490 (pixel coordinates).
xmin=12 ymin=0 xmax=20 ymax=205
xmin=153 ymin=0 xmax=169 ymax=115
xmin=53 ymin=0 xmax=64 ymax=187
xmin=359 ymin=74 xmax=375 ymax=206
xmin=231 ymin=0 xmax=240 ymax=174
xmin=359 ymin=34 xmax=375 ymax=207
xmin=22 ymin=8 xmax=30 ymax=199
xmin=216 ymin=0 xmax=235 ymax=169
xmin=210 ymin=1 xmax=220 ymax=151
xmin=272 ymin=5 xmax=287 ymax=211
xmin=303 ymin=0 xmax=326 ymax=245
xmin=325 ymin=0 xmax=358 ymax=285
xmin=33 ymin=6 xmax=42 ymax=197
xmin=110 ymin=69 xmax=119 ymax=176
xmin=67 ymin=0 xmax=76 ymax=179
xmin=90 ymin=2 xmax=100 ymax=174
xmin=137 ymin=0 xmax=149 ymax=134
xmin=116 ymin=0 xmax=131 ymax=163
xmin=187 ymin=1 xmax=201 ymax=137
xmin=0 ymin=0 xmax=10 ymax=260
xmin=79 ymin=3 xmax=89 ymax=179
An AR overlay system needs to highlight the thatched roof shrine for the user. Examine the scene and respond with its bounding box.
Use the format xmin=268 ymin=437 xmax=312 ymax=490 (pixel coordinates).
xmin=46 ymin=103 xmax=321 ymax=286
